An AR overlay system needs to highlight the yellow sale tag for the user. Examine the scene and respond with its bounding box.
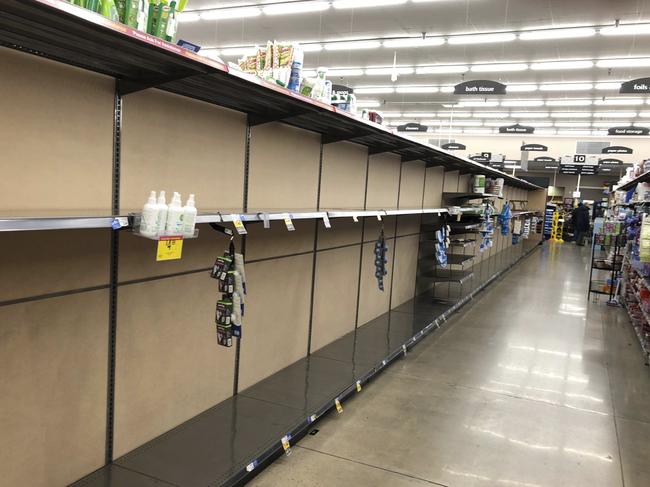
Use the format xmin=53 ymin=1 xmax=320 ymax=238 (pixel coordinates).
xmin=335 ymin=398 xmax=343 ymax=413
xmin=356 ymin=381 xmax=362 ymax=393
xmin=156 ymin=236 xmax=183 ymax=261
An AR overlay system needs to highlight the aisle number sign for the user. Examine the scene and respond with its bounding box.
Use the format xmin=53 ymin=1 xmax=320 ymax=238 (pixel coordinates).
xmin=157 ymin=236 xmax=184 ymax=261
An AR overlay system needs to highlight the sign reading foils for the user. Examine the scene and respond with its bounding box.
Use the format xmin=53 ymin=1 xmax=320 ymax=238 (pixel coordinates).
xmin=602 ymin=145 xmax=633 ymax=154
xmin=469 ymin=155 xmax=489 ymax=162
xmin=620 ymin=77 xmax=650 ymax=94
xmin=441 ymin=142 xmax=466 ymax=151
xmin=534 ymin=156 xmax=556 ymax=163
xmin=608 ymin=126 xmax=650 ymax=136
xmin=599 ymin=158 xmax=623 ymax=165
xmin=521 ymin=143 xmax=548 ymax=152
xmin=397 ymin=122 xmax=428 ymax=132
xmin=499 ymin=124 xmax=535 ymax=134
xmin=454 ymin=80 xmax=507 ymax=95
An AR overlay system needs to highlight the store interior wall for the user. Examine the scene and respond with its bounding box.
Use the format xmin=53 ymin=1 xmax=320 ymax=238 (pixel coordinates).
xmin=0 ymin=47 xmax=537 ymax=487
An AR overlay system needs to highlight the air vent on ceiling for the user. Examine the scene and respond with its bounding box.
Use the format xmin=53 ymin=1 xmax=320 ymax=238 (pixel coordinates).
xmin=576 ymin=141 xmax=610 ymax=154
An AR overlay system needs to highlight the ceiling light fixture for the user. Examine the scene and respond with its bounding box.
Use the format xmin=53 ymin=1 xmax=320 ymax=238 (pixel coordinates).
xmin=592 ymin=121 xmax=632 ymax=127
xmin=472 ymin=112 xmax=510 ymax=118
xmin=333 ymin=0 xmax=407 ymax=9
xmin=448 ymin=121 xmax=484 ymax=126
xmin=594 ymin=98 xmax=644 ymax=106
xmin=380 ymin=112 xmax=403 ymax=118
xmin=531 ymin=60 xmax=594 ymax=70
xmin=353 ymin=87 xmax=395 ymax=94
xmin=556 ymin=130 xmax=594 ymax=135
xmin=262 ymin=1 xmax=330 ymax=15
xmin=415 ymin=65 xmax=469 ymax=74
xmin=365 ymin=67 xmax=415 ymax=75
xmin=383 ymin=37 xmax=445 ymax=48
xmin=437 ymin=111 xmax=473 ymax=117
xmin=440 ymin=86 xmax=456 ymax=93
xmin=328 ymin=68 xmax=365 ymax=76
xmin=471 ymin=63 xmax=528 ymax=72
xmin=593 ymin=111 xmax=638 ymax=118
xmin=395 ymin=86 xmax=439 ymax=93
xmin=200 ymin=7 xmax=261 ymax=20
xmin=501 ymin=100 xmax=545 ymax=107
xmin=506 ymin=85 xmax=538 ymax=92
xmin=555 ymin=122 xmax=592 ymax=127
xmin=401 ymin=112 xmax=438 ymax=117
xmin=596 ymin=58 xmax=650 ymax=68
xmin=639 ymin=112 xmax=650 ymax=117
xmin=219 ymin=46 xmax=257 ymax=56
xmin=356 ymin=100 xmax=381 ymax=107
xmin=545 ymin=99 xmax=593 ymax=106
xmin=448 ymin=32 xmax=517 ymax=45
xmin=595 ymin=82 xmax=622 ymax=90
xmin=463 ymin=129 xmax=496 ymax=134
xmin=457 ymin=101 xmax=500 ymax=107
xmin=551 ymin=112 xmax=592 ymax=118
xmin=540 ymin=83 xmax=593 ymax=91
xmin=178 ymin=12 xmax=201 ymax=22
xmin=519 ymin=27 xmax=596 ymax=40
xmin=510 ymin=112 xmax=549 ymax=118
xmin=324 ymin=40 xmax=382 ymax=50
xmin=600 ymin=23 xmax=650 ymax=36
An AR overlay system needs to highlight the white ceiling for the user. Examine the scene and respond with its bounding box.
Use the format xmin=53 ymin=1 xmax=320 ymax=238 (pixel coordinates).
xmin=177 ymin=0 xmax=650 ymax=135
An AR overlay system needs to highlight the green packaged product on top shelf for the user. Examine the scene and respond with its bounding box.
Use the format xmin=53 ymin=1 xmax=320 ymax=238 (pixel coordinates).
xmin=101 ymin=0 xmax=120 ymax=21
xmin=85 ymin=0 xmax=100 ymax=12
xmin=155 ymin=2 xmax=171 ymax=38
xmin=115 ymin=0 xmax=127 ymax=21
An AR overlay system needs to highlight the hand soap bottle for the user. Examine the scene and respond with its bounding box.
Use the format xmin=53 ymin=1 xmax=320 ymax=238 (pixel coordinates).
xmin=165 ymin=192 xmax=184 ymax=235
xmin=182 ymin=194 xmax=197 ymax=238
xmin=156 ymin=190 xmax=168 ymax=236
xmin=141 ymin=191 xmax=159 ymax=237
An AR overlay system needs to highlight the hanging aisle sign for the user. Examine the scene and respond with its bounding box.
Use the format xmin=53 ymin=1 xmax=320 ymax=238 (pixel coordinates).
xmin=397 ymin=122 xmax=428 ymax=132
xmin=521 ymin=143 xmax=548 ymax=152
xmin=499 ymin=124 xmax=535 ymax=134
xmin=599 ymin=158 xmax=623 ymax=165
xmin=454 ymin=80 xmax=507 ymax=95
xmin=602 ymin=146 xmax=633 ymax=154
xmin=441 ymin=142 xmax=466 ymax=150
xmin=469 ymin=155 xmax=489 ymax=162
xmin=619 ymin=77 xmax=650 ymax=94
xmin=534 ymin=156 xmax=556 ymax=162
xmin=608 ymin=126 xmax=650 ymax=136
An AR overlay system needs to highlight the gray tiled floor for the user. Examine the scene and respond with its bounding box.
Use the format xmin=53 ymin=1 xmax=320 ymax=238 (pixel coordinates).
xmin=249 ymin=243 xmax=650 ymax=487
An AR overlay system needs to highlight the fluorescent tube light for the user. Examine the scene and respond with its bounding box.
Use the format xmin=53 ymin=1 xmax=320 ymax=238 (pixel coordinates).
xmin=471 ymin=63 xmax=528 ymax=72
xmin=595 ymin=82 xmax=621 ymax=90
xmin=594 ymin=98 xmax=644 ymax=106
xmin=302 ymin=70 xmax=317 ymax=77
xmin=515 ymin=121 xmax=554 ymax=127
xmin=520 ymin=27 xmax=596 ymax=40
xmin=639 ymin=112 xmax=650 ymax=117
xmin=448 ymin=33 xmax=516 ymax=45
xmin=439 ymin=86 xmax=455 ymax=93
xmin=328 ymin=68 xmax=365 ymax=76
xmin=449 ymin=121 xmax=484 ymax=126
xmin=401 ymin=112 xmax=438 ymax=117
xmin=551 ymin=112 xmax=592 ymax=118
xmin=457 ymin=101 xmax=500 ymax=107
xmin=501 ymin=100 xmax=545 ymax=107
xmin=178 ymin=12 xmax=201 ymax=22
xmin=471 ymin=112 xmax=510 ymax=118
xmin=531 ymin=60 xmax=593 ymax=70
xmin=507 ymin=85 xmax=538 ymax=92
xmin=593 ymin=111 xmax=638 ymax=118
xmin=535 ymin=129 xmax=557 ymax=135
xmin=263 ymin=1 xmax=330 ymax=15
xmin=333 ymin=0 xmax=407 ymax=8
xmin=556 ymin=130 xmax=593 ymax=135
xmin=395 ymin=86 xmax=439 ymax=93
xmin=483 ymin=121 xmax=513 ymax=127
xmin=380 ymin=112 xmax=403 ymax=118
xmin=437 ymin=111 xmax=472 ymax=117
xmin=220 ymin=47 xmax=257 ymax=56
xmin=596 ymin=58 xmax=650 ymax=68
xmin=592 ymin=121 xmax=632 ymax=127
xmin=545 ymin=99 xmax=592 ymax=106
xmin=356 ymin=100 xmax=381 ymax=108
xmin=600 ymin=23 xmax=650 ymax=36
xmin=540 ymin=83 xmax=593 ymax=91
xmin=354 ymin=87 xmax=395 ymax=94
xmin=200 ymin=7 xmax=261 ymax=20
xmin=324 ymin=40 xmax=382 ymax=50
xmin=383 ymin=37 xmax=445 ymax=48
xmin=301 ymin=44 xmax=324 ymax=52
xmin=416 ymin=65 xmax=469 ymax=74
xmin=510 ymin=112 xmax=549 ymax=118
xmin=365 ymin=67 xmax=415 ymax=75
xmin=464 ymin=129 xmax=495 ymax=134
xmin=554 ymin=122 xmax=592 ymax=127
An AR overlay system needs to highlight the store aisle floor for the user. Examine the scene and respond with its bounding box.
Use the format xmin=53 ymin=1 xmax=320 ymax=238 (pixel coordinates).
xmin=248 ymin=243 xmax=650 ymax=487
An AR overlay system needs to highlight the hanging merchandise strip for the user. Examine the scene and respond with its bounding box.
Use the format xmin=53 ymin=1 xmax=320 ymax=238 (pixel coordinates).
xmin=479 ymin=202 xmax=496 ymax=252
xmin=210 ymin=237 xmax=247 ymax=347
xmin=374 ymin=229 xmax=389 ymax=291
xmin=435 ymin=215 xmax=450 ymax=268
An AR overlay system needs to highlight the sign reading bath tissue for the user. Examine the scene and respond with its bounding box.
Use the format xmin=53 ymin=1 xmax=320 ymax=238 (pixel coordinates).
xmin=608 ymin=126 xmax=650 ymax=136
xmin=619 ymin=77 xmax=650 ymax=94
xmin=602 ymin=146 xmax=633 ymax=154
xmin=454 ymin=80 xmax=507 ymax=95
xmin=441 ymin=142 xmax=466 ymax=151
xmin=521 ymin=143 xmax=548 ymax=152
xmin=499 ymin=124 xmax=535 ymax=134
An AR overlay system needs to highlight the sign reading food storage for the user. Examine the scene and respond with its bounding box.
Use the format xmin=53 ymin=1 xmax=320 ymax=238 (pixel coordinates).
xmin=602 ymin=146 xmax=633 ymax=154
xmin=454 ymin=80 xmax=507 ymax=95
xmin=499 ymin=124 xmax=535 ymax=134
xmin=397 ymin=122 xmax=428 ymax=132
xmin=521 ymin=143 xmax=548 ymax=152
xmin=608 ymin=126 xmax=650 ymax=136
xmin=441 ymin=142 xmax=466 ymax=150
xmin=599 ymin=158 xmax=623 ymax=165
xmin=619 ymin=77 xmax=650 ymax=94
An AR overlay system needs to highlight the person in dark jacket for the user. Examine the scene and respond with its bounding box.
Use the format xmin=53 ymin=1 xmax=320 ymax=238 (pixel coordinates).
xmin=572 ymin=203 xmax=591 ymax=246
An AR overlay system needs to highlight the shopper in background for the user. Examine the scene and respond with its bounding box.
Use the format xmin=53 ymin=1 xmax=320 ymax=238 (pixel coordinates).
xmin=572 ymin=202 xmax=591 ymax=246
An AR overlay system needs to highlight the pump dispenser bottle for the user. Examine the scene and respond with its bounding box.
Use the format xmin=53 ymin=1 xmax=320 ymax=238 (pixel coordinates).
xmin=166 ymin=192 xmax=184 ymax=234
xmin=155 ymin=190 xmax=168 ymax=236
xmin=141 ymin=191 xmax=159 ymax=237
xmin=182 ymin=194 xmax=197 ymax=238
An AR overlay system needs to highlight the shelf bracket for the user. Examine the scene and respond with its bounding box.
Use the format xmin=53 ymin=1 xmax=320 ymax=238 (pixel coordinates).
xmin=209 ymin=223 xmax=234 ymax=237
xmin=248 ymin=110 xmax=313 ymax=126
xmin=369 ymin=143 xmax=411 ymax=156
xmin=117 ymin=72 xmax=205 ymax=96
xmin=322 ymin=133 xmax=357 ymax=144
xmin=401 ymin=154 xmax=426 ymax=163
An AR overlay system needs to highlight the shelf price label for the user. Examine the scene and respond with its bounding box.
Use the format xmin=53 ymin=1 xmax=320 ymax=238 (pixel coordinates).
xmin=356 ymin=381 xmax=362 ymax=393
xmin=281 ymin=435 xmax=292 ymax=455
xmin=322 ymin=214 xmax=332 ymax=229
xmin=335 ymin=398 xmax=343 ymax=413
xmin=231 ymin=214 xmax=248 ymax=234
xmin=283 ymin=214 xmax=295 ymax=231
xmin=156 ymin=236 xmax=183 ymax=261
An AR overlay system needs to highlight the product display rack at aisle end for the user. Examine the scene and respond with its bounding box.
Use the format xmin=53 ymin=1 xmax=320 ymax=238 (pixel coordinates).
xmin=588 ymin=233 xmax=622 ymax=302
